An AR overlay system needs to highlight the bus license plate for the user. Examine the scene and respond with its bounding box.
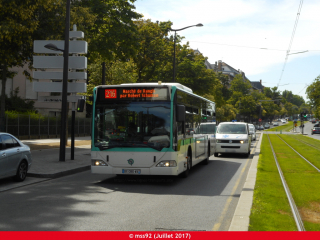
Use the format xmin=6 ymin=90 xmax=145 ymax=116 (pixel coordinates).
xmin=122 ymin=169 xmax=141 ymax=174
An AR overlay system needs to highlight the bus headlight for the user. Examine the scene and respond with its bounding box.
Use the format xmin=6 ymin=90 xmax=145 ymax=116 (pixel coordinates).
xmin=240 ymin=140 xmax=248 ymax=144
xmin=216 ymin=139 xmax=222 ymax=143
xmin=92 ymin=160 xmax=108 ymax=166
xmin=156 ymin=160 xmax=177 ymax=167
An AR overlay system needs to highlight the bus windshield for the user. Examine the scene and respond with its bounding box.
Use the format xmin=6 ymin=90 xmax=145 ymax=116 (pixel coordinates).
xmin=94 ymin=102 xmax=171 ymax=151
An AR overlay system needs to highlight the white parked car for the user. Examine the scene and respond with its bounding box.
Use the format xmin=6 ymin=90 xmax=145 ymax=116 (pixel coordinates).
xmin=273 ymin=122 xmax=279 ymax=126
xmin=248 ymin=124 xmax=256 ymax=141
xmin=281 ymin=119 xmax=286 ymax=123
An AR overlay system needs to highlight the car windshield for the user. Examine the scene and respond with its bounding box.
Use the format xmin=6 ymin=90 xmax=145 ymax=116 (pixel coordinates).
xmin=217 ymin=124 xmax=247 ymax=134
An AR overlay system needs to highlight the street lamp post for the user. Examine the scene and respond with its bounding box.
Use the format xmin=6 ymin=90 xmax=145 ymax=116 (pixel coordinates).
xmin=169 ymin=23 xmax=203 ymax=82
xmin=44 ymin=0 xmax=70 ymax=162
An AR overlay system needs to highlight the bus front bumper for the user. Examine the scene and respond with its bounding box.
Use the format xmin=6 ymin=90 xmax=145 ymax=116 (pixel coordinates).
xmin=91 ymin=165 xmax=180 ymax=176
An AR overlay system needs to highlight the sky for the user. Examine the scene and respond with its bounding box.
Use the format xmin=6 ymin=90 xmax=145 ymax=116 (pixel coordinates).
xmin=133 ymin=0 xmax=320 ymax=102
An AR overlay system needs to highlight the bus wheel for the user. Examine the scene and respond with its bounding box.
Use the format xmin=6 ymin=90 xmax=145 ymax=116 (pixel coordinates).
xmin=202 ymin=144 xmax=210 ymax=165
xmin=180 ymin=155 xmax=191 ymax=178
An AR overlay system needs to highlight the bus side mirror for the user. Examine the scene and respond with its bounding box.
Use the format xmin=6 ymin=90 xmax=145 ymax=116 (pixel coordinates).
xmin=176 ymin=105 xmax=185 ymax=122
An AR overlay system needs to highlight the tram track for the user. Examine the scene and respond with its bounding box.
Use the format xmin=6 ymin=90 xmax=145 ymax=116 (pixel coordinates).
xmin=287 ymin=134 xmax=320 ymax=152
xmin=267 ymin=135 xmax=305 ymax=231
xmin=276 ymin=135 xmax=320 ymax=173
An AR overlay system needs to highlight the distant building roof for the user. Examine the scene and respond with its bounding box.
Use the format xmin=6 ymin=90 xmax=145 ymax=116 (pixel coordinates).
xmin=250 ymin=80 xmax=264 ymax=90
xmin=193 ymin=49 xmax=213 ymax=69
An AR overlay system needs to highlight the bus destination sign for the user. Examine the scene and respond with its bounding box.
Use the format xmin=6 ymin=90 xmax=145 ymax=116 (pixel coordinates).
xmin=103 ymin=87 xmax=168 ymax=101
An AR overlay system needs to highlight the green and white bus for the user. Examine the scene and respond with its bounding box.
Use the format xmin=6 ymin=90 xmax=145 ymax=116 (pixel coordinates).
xmin=91 ymin=82 xmax=215 ymax=177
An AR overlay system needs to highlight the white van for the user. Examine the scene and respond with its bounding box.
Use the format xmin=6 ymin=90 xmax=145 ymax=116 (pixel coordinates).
xmin=193 ymin=122 xmax=216 ymax=157
xmin=214 ymin=122 xmax=251 ymax=157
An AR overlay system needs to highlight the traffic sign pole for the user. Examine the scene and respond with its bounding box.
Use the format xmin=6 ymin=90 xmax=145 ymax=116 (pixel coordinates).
xmin=33 ymin=2 xmax=87 ymax=162
xmin=59 ymin=0 xmax=71 ymax=162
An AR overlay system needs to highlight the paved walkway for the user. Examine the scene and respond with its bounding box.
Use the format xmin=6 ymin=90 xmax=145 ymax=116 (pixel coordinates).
xmin=228 ymin=132 xmax=263 ymax=231
xmin=23 ymin=137 xmax=91 ymax=178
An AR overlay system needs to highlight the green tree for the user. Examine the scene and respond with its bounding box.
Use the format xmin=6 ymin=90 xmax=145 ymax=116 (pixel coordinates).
xmin=263 ymin=86 xmax=281 ymax=100
xmin=132 ymin=19 xmax=172 ymax=83
xmin=80 ymin=0 xmax=142 ymax=62
xmin=0 ymin=0 xmax=45 ymax=130
xmin=227 ymin=91 xmax=243 ymax=106
xmin=237 ymin=95 xmax=257 ymax=122
xmin=263 ymin=87 xmax=273 ymax=98
xmin=229 ymin=74 xmax=252 ymax=95
xmin=0 ymin=0 xmax=96 ymax=130
xmin=129 ymin=19 xmax=216 ymax=96
xmin=306 ymin=75 xmax=320 ymax=118
xmin=299 ymin=103 xmax=311 ymax=115
xmin=0 ymin=0 xmax=141 ymax=129
xmin=216 ymin=104 xmax=237 ymax=122
xmin=282 ymin=90 xmax=293 ymax=102
xmin=5 ymin=88 xmax=35 ymax=113
xmin=176 ymin=48 xmax=216 ymax=96
xmin=282 ymin=90 xmax=305 ymax=107
xmin=84 ymin=55 xmax=138 ymax=103
xmin=261 ymin=101 xmax=280 ymax=121
xmin=205 ymin=72 xmax=230 ymax=108
xmin=291 ymin=95 xmax=305 ymax=107
xmin=284 ymin=102 xmax=299 ymax=119
xmin=217 ymin=72 xmax=231 ymax=101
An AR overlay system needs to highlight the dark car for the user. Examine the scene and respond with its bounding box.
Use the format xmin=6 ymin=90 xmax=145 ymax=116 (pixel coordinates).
xmin=311 ymin=127 xmax=320 ymax=135
xmin=311 ymin=119 xmax=317 ymax=123
xmin=257 ymin=125 xmax=264 ymax=130
xmin=186 ymin=128 xmax=194 ymax=135
xmin=0 ymin=133 xmax=32 ymax=181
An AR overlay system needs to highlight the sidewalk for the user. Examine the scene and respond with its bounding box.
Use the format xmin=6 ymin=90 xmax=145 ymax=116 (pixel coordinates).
xmin=228 ymin=132 xmax=263 ymax=231
xmin=23 ymin=137 xmax=91 ymax=179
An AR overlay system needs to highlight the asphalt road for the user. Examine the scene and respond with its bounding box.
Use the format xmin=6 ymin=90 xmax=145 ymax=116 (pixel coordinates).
xmin=295 ymin=121 xmax=320 ymax=140
xmin=0 ymin=140 xmax=258 ymax=231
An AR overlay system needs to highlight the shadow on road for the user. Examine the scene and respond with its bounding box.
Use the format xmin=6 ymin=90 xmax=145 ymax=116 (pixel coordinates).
xmin=95 ymin=159 xmax=242 ymax=197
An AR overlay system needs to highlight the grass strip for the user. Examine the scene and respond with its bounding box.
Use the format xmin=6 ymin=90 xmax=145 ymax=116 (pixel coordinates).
xmin=268 ymin=135 xmax=320 ymax=231
xmin=264 ymin=121 xmax=293 ymax=132
xmin=278 ymin=135 xmax=320 ymax=170
xmin=288 ymin=134 xmax=320 ymax=146
xmin=249 ymin=134 xmax=297 ymax=231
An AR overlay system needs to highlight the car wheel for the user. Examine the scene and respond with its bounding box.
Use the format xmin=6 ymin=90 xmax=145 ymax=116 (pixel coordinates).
xmin=15 ymin=161 xmax=28 ymax=182
xmin=246 ymin=148 xmax=251 ymax=157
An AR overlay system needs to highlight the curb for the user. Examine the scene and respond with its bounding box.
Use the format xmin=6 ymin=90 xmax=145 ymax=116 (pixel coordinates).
xmin=27 ymin=165 xmax=91 ymax=179
xmin=228 ymin=132 xmax=263 ymax=231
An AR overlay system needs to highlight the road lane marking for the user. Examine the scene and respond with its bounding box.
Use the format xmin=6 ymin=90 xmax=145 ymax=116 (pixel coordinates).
xmin=212 ymin=139 xmax=259 ymax=231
